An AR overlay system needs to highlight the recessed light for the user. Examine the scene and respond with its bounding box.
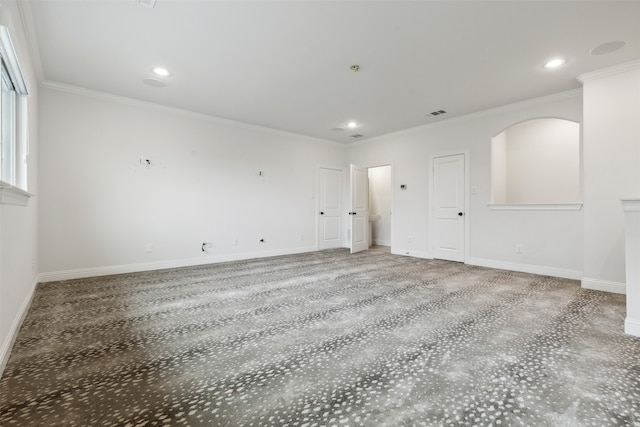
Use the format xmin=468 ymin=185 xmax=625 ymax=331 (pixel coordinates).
xmin=346 ymin=121 xmax=358 ymax=129
xmin=152 ymin=67 xmax=171 ymax=77
xmin=544 ymin=58 xmax=566 ymax=69
xmin=590 ymin=40 xmax=626 ymax=56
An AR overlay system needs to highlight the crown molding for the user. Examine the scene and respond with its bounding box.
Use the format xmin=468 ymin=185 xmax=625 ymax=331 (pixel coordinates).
xmin=40 ymin=80 xmax=343 ymax=148
xmin=577 ymin=59 xmax=640 ymax=84
xmin=347 ymin=88 xmax=583 ymax=148
xmin=16 ymin=0 xmax=44 ymax=84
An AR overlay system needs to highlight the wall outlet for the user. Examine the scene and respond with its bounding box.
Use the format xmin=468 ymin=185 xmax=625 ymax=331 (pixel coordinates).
xmin=145 ymin=243 xmax=154 ymax=253
xmin=515 ymin=244 xmax=523 ymax=254
xmin=408 ymin=236 xmax=413 ymax=243
xmin=233 ymin=239 xmax=239 ymax=246
xmin=300 ymin=234 xmax=305 ymax=241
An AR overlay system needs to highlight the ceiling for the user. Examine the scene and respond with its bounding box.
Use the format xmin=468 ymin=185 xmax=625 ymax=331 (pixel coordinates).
xmin=22 ymin=0 xmax=640 ymax=143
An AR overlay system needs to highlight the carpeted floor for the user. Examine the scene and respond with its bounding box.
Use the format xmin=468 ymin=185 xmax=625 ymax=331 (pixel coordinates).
xmin=1 ymin=247 xmax=639 ymax=426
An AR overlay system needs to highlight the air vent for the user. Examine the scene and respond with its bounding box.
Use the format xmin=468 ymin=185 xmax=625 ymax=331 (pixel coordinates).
xmin=135 ymin=0 xmax=157 ymax=8
xmin=143 ymin=78 xmax=166 ymax=88
xmin=429 ymin=110 xmax=447 ymax=116
xmin=350 ymin=134 xmax=365 ymax=139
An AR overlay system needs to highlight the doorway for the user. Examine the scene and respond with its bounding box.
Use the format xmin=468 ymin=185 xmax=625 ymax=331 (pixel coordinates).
xmin=368 ymin=165 xmax=392 ymax=247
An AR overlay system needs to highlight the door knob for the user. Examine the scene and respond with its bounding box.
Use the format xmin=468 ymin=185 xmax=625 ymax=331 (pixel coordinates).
xmin=458 ymin=212 xmax=464 ymax=216
xmin=320 ymin=211 xmax=325 ymax=215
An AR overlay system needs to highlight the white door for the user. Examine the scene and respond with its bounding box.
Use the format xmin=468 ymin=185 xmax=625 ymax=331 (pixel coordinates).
xmin=318 ymin=167 xmax=342 ymax=249
xmin=350 ymin=164 xmax=369 ymax=254
xmin=433 ymin=154 xmax=465 ymax=262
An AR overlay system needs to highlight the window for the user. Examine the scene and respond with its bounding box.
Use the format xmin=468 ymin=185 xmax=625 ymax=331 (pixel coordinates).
xmin=0 ymin=25 xmax=30 ymax=205
xmin=490 ymin=118 xmax=581 ymax=210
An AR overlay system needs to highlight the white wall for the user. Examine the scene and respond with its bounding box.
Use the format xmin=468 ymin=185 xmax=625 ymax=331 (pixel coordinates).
xmin=38 ymin=86 xmax=344 ymax=279
xmin=491 ymin=131 xmax=507 ymax=203
xmin=493 ymin=119 xmax=580 ymax=204
xmin=347 ymin=90 xmax=584 ymax=278
xmin=368 ymin=165 xmax=391 ymax=246
xmin=0 ymin=0 xmax=40 ymax=372
xmin=580 ymin=61 xmax=640 ymax=293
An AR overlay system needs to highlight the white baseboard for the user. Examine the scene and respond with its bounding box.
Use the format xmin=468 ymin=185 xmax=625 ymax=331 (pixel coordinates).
xmin=0 ymin=276 xmax=38 ymax=377
xmin=581 ymin=277 xmax=626 ymax=295
xmin=625 ymin=317 xmax=640 ymax=337
xmin=391 ymin=248 xmax=432 ymax=259
xmin=38 ymin=246 xmax=319 ymax=283
xmin=467 ymin=257 xmax=583 ymax=281
xmin=372 ymin=240 xmax=391 ymax=247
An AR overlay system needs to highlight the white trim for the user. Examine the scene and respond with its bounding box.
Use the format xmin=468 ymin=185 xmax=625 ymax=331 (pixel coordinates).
xmin=16 ymin=0 xmax=45 ymax=84
xmin=621 ymin=198 xmax=640 ymax=212
xmin=467 ymin=257 xmax=582 ymax=281
xmin=625 ymin=317 xmax=640 ymax=337
xmin=391 ymin=248 xmax=432 ymax=259
xmin=488 ymin=203 xmax=583 ymax=211
xmin=577 ymin=59 xmax=640 ymax=84
xmin=0 ymin=25 xmax=28 ymax=94
xmin=0 ymin=276 xmax=38 ymax=377
xmin=38 ymin=246 xmax=319 ymax=283
xmin=0 ymin=182 xmax=33 ymax=206
xmin=372 ymin=239 xmax=391 ymax=247
xmin=40 ymin=81 xmax=342 ymax=148
xmin=581 ymin=277 xmax=626 ymax=295
xmin=348 ymin=89 xmax=582 ymax=147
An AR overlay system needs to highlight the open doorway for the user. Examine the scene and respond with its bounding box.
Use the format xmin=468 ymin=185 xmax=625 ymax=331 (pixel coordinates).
xmin=368 ymin=165 xmax=391 ymax=248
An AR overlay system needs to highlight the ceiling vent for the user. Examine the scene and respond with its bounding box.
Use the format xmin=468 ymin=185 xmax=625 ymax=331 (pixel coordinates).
xmin=350 ymin=133 xmax=365 ymax=139
xmin=135 ymin=0 xmax=157 ymax=8
xmin=429 ymin=110 xmax=447 ymax=116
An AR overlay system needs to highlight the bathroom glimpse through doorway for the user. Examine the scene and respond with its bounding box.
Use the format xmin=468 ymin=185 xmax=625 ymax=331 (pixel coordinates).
xmin=368 ymin=165 xmax=392 ymax=248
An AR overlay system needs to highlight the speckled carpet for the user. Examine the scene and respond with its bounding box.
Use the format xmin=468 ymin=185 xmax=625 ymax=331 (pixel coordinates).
xmin=1 ymin=247 xmax=639 ymax=426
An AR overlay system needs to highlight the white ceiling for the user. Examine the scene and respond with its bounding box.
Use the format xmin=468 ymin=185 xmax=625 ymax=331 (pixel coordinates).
xmin=23 ymin=0 xmax=640 ymax=143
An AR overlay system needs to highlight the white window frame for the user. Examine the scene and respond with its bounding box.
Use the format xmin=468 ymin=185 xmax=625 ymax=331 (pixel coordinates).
xmin=0 ymin=25 xmax=31 ymax=206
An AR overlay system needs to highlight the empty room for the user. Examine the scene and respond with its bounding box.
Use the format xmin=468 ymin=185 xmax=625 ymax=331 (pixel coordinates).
xmin=1 ymin=0 xmax=640 ymax=425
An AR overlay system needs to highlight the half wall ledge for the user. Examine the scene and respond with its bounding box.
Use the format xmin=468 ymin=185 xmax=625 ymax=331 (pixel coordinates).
xmin=622 ymin=198 xmax=640 ymax=337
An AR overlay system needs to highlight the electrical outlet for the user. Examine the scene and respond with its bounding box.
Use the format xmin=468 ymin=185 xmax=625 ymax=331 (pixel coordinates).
xmin=233 ymin=239 xmax=239 ymax=246
xmin=145 ymin=243 xmax=153 ymax=253
xmin=408 ymin=236 xmax=412 ymax=243
xmin=300 ymin=234 xmax=305 ymax=241
xmin=515 ymin=244 xmax=523 ymax=254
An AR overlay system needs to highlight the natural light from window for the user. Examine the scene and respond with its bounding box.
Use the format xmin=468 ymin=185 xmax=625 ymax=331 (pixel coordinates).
xmin=0 ymin=25 xmax=29 ymax=196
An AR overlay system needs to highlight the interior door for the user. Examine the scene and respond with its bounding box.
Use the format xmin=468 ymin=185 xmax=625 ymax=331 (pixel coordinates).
xmin=350 ymin=164 xmax=369 ymax=253
xmin=318 ymin=167 xmax=342 ymax=249
xmin=433 ymin=154 xmax=465 ymax=262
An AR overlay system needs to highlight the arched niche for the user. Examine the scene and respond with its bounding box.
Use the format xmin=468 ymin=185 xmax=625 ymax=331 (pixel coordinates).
xmin=491 ymin=118 xmax=580 ymax=205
